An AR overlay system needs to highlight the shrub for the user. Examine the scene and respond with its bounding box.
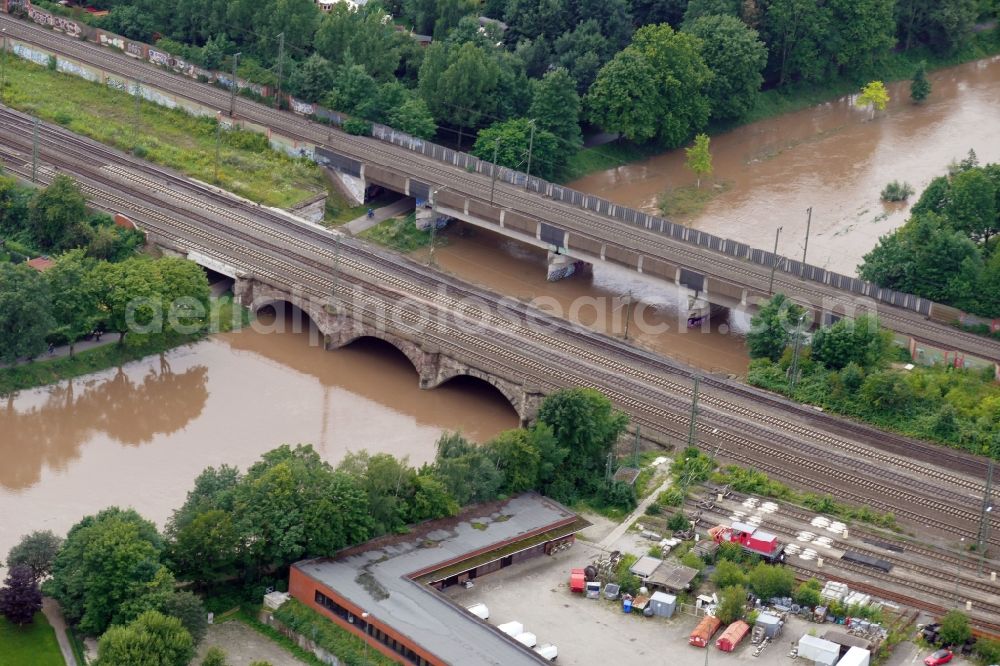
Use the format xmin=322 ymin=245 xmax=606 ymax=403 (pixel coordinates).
xmin=667 ymin=512 xmax=690 ymax=531
xmin=658 ymin=487 xmax=685 ymax=507
xmin=880 ymin=180 xmax=915 ymax=202
xmin=711 ymin=560 xmax=746 ymax=588
xmin=273 ymin=599 xmax=396 ymax=666
xmin=343 ymin=118 xmax=372 ymax=136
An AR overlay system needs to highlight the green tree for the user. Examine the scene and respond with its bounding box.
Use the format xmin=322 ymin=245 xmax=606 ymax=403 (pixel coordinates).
xmin=95 ymin=610 xmax=194 ymax=666
xmin=747 ymin=563 xmax=795 ymax=599
xmin=827 ymin=0 xmax=896 ymax=75
xmin=793 ymin=580 xmax=822 ymax=607
xmin=684 ymin=0 xmax=741 ymax=23
xmin=338 ymin=451 xmax=417 ymax=535
xmin=685 ymin=133 xmax=713 ymax=188
xmin=201 ymin=647 xmax=229 ymax=666
xmin=235 ymin=445 xmax=373 ymax=572
xmin=286 ymin=54 xmax=335 ymax=103
xmin=948 ymin=167 xmax=998 ymax=244
xmin=810 ymin=314 xmax=893 ymax=371
xmin=95 ymin=258 xmax=160 ymax=346
xmin=166 ymin=509 xmax=240 ymax=586
xmin=553 ymin=20 xmax=612 ymax=95
xmin=585 ymin=48 xmax=661 ymax=143
xmin=528 ymin=67 xmax=583 ymax=157
xmin=314 ymin=4 xmax=402 ymax=81
xmin=432 ymin=433 xmax=504 ymax=506
xmin=859 ymin=371 xmax=917 ymax=415
xmin=46 ymin=507 xmax=166 ymax=636
xmin=408 ymin=473 xmax=460 ymax=523
xmin=433 ymin=0 xmax=478 ymax=40
xmin=896 ymin=0 xmax=978 ymax=53
xmin=761 ymin=0 xmax=832 ymax=85
xmin=537 ymin=388 xmax=629 ymax=502
xmin=419 ymin=42 xmax=502 ymax=147
xmin=324 ymin=62 xmax=378 ymax=117
xmin=716 ymin=585 xmax=747 ymax=624
xmin=0 ymin=174 xmax=31 ymax=236
xmin=46 ymin=250 xmax=100 ymax=355
xmin=29 ymin=174 xmax=90 ymax=252
xmin=5 ymin=530 xmax=63 ymax=582
xmin=910 ymin=61 xmax=931 ymax=102
xmin=386 ymin=97 xmax=438 ymax=139
xmin=472 ymin=118 xmax=562 ymax=181
xmin=685 ymin=14 xmax=768 ymax=121
xmin=939 ymin=609 xmax=972 ymax=646
xmin=856 ymin=80 xmax=890 ymax=117
xmin=747 ymin=294 xmax=805 ymax=362
xmin=159 ymin=591 xmax=207 ymax=645
xmin=0 ymin=263 xmax=54 ymax=364
xmin=711 ymin=559 xmax=747 ymax=588
xmin=485 ymin=429 xmax=542 ymax=494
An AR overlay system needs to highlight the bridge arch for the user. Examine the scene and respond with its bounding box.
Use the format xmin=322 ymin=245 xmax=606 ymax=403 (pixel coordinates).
xmin=334 ymin=332 xmax=427 ymax=377
xmin=425 ymin=368 xmax=523 ymax=418
xmin=250 ymin=297 xmax=333 ymax=338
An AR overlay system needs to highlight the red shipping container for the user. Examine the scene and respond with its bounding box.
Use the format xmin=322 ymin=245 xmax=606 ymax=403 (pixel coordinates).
xmin=716 ymin=620 xmax=750 ymax=652
xmin=689 ymin=616 xmax=721 ymax=647
xmin=570 ymin=568 xmax=585 ymax=593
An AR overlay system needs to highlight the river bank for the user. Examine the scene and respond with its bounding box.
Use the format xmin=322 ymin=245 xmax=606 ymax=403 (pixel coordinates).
xmin=563 ymin=28 xmax=1000 ymax=182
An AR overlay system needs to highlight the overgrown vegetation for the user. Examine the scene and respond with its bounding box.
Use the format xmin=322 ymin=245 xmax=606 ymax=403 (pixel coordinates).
xmin=359 ymin=213 xmax=433 ymax=252
xmin=746 ymin=295 xmax=1000 ymax=457
xmin=272 ymin=599 xmax=396 ymax=666
xmin=658 ymin=182 xmax=730 ymax=218
xmin=1 ymin=56 xmax=324 ymax=209
xmin=880 ymin=180 xmax=915 ymax=202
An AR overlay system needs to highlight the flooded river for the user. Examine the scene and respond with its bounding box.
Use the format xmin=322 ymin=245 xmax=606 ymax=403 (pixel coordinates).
xmin=570 ymin=56 xmax=1000 ymax=275
xmin=0 ymin=315 xmax=516 ymax=560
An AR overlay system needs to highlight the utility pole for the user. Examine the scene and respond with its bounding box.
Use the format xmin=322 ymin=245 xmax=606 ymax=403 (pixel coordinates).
xmin=687 ymin=374 xmax=701 ymax=448
xmin=979 ymin=436 xmax=997 ymax=574
xmin=214 ymin=119 xmax=222 ymax=183
xmin=489 ymin=138 xmax=500 ymax=204
xmin=2 ymin=30 xmax=7 ymax=105
xmin=768 ymin=226 xmax=783 ymax=295
xmin=229 ymin=52 xmax=242 ymax=118
xmin=801 ymin=206 xmax=812 ymax=276
xmin=274 ymin=33 xmax=284 ymax=109
xmin=623 ymin=290 xmax=633 ymax=340
xmin=788 ymin=313 xmax=806 ymax=390
xmin=31 ymin=116 xmax=39 ymax=182
xmin=524 ymin=119 xmax=536 ymax=189
xmin=132 ymin=78 xmax=142 ymax=153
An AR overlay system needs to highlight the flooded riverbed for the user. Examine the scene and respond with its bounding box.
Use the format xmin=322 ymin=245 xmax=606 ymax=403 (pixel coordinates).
xmin=415 ymin=223 xmax=751 ymax=375
xmin=0 ymin=316 xmax=516 ymax=560
xmin=570 ymin=57 xmax=1000 ymax=275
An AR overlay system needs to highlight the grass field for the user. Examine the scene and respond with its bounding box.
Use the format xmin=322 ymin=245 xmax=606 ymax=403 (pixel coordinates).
xmin=0 ymin=613 xmax=64 ymax=666
xmin=1 ymin=55 xmax=325 ymax=209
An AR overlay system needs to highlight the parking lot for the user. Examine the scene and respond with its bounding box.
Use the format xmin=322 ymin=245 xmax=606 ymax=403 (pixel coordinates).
xmin=443 ymin=534 xmax=974 ymax=666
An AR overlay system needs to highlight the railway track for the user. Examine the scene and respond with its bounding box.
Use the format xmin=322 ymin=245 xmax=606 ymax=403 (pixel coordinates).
xmin=3 ymin=14 xmax=999 ymax=366
xmin=3 ymin=107 xmax=999 ymax=550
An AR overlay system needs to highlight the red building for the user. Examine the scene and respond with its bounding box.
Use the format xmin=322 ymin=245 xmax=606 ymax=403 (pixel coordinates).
xmin=288 ymin=493 xmax=586 ymax=665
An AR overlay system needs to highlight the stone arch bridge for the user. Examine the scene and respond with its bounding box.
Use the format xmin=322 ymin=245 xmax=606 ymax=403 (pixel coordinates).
xmin=234 ymin=277 xmax=545 ymax=425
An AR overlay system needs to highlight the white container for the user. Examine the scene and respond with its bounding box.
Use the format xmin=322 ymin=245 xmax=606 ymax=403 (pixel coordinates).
xmin=534 ymin=644 xmax=558 ymax=661
xmin=497 ymin=621 xmax=524 ymax=637
xmin=515 ymin=632 xmax=537 ymax=648
xmin=466 ymin=603 xmax=489 ymax=620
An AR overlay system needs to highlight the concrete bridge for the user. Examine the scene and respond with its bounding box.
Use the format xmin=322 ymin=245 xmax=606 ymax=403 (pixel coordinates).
xmin=2 ymin=11 xmax=999 ymax=366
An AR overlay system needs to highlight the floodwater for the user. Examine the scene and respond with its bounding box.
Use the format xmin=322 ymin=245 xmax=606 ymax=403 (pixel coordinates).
xmin=570 ymin=56 xmax=1000 ymax=275
xmin=0 ymin=310 xmax=517 ymax=561
xmin=415 ymin=223 xmax=751 ymax=375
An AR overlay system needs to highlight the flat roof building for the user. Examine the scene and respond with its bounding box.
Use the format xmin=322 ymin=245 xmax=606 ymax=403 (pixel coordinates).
xmin=289 ymin=492 xmax=587 ymax=665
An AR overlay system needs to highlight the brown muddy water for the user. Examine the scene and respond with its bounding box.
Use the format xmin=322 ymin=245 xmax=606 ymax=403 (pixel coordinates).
xmin=570 ymin=56 xmax=1000 ymax=275
xmin=0 ymin=311 xmax=516 ymax=561
xmin=414 ymin=224 xmax=751 ymax=375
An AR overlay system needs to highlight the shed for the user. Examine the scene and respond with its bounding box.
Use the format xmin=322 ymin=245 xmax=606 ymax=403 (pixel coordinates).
xmin=716 ymin=620 xmax=750 ymax=652
xmin=798 ymin=635 xmax=840 ymax=666
xmin=646 ymin=561 xmax=700 ymax=593
xmin=629 ymin=555 xmax=663 ymax=579
xmin=692 ymin=540 xmax=719 ymax=559
xmin=649 ymin=591 xmax=677 ymax=618
xmin=755 ymin=612 xmax=783 ymax=639
xmin=689 ymin=615 xmax=721 ymax=647
xmin=497 ymin=621 xmax=523 ymax=637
